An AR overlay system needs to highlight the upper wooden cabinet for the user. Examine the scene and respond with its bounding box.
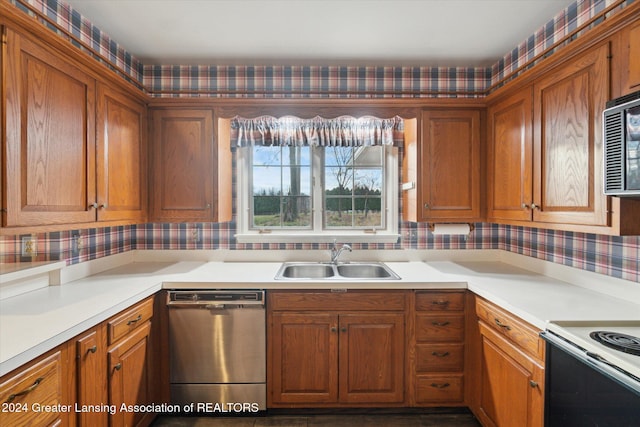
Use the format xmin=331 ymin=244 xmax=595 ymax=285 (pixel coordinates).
xmin=616 ymin=18 xmax=640 ymax=96
xmin=404 ymin=109 xmax=482 ymax=223
xmin=149 ymin=109 xmax=216 ymax=222
xmin=487 ymin=87 xmax=533 ymax=222
xmin=3 ymin=28 xmax=96 ymax=227
xmin=2 ymin=28 xmax=148 ymax=231
xmin=532 ymin=42 xmax=610 ymax=227
xmin=96 ymin=83 xmax=148 ymax=223
xmin=487 ymin=41 xmax=640 ymax=234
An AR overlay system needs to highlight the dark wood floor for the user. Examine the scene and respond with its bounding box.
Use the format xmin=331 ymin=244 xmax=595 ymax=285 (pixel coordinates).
xmin=152 ymin=410 xmax=482 ymax=426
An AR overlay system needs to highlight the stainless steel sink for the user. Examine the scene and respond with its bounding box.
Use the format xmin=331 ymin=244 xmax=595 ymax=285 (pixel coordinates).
xmin=275 ymin=262 xmax=400 ymax=280
xmin=336 ymin=263 xmax=396 ymax=279
xmin=277 ymin=263 xmax=335 ymax=279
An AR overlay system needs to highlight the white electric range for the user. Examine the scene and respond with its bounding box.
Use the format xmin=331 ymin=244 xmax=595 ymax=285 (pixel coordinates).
xmin=542 ymin=320 xmax=640 ymax=426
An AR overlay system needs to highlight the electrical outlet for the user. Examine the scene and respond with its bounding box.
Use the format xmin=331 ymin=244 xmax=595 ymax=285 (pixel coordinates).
xmin=191 ymin=225 xmax=202 ymax=243
xmin=21 ymin=236 xmax=37 ymax=257
xmin=71 ymin=232 xmax=83 ymax=256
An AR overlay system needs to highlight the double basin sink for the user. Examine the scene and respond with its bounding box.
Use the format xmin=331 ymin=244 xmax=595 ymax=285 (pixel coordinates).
xmin=275 ymin=262 xmax=400 ymax=280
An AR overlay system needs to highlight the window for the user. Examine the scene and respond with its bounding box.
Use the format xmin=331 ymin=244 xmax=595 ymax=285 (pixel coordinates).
xmin=233 ymin=115 xmax=401 ymax=243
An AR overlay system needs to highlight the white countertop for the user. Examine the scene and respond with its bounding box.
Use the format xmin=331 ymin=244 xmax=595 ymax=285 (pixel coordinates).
xmin=1 ymin=250 xmax=639 ymax=377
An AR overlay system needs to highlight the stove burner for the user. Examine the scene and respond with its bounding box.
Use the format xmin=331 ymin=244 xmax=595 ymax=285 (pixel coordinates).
xmin=590 ymin=331 xmax=640 ymax=356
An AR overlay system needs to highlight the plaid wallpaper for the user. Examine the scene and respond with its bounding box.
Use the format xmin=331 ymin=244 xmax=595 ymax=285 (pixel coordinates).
xmin=1 ymin=223 xmax=638 ymax=283
xmin=142 ymin=65 xmax=490 ymax=98
xmin=492 ymin=0 xmax=636 ymax=85
xmin=14 ymin=0 xmax=144 ymax=83
xmin=3 ymin=0 xmax=638 ymax=285
xmin=15 ymin=0 xmax=635 ymax=96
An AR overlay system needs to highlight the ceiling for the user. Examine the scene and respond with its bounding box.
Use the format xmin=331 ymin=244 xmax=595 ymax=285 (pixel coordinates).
xmin=63 ymin=0 xmax=576 ymax=67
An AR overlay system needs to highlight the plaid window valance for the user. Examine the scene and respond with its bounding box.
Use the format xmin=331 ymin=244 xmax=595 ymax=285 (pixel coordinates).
xmin=230 ymin=115 xmax=404 ymax=148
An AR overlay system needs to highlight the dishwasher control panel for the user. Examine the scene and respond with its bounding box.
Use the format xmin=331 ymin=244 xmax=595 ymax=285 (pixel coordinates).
xmin=167 ymin=290 xmax=265 ymax=306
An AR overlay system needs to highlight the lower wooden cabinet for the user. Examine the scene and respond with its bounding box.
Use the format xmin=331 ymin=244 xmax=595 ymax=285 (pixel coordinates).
xmin=108 ymin=321 xmax=154 ymax=427
xmin=0 ymin=295 xmax=158 ymax=427
xmin=412 ymin=290 xmax=466 ymax=406
xmin=267 ymin=290 xmax=407 ymax=407
xmin=0 ymin=347 xmax=72 ymax=427
xmin=75 ymin=326 xmax=108 ymax=426
xmin=471 ymin=297 xmax=545 ymax=427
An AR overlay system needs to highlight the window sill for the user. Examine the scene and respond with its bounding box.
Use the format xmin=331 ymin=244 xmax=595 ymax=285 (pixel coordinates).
xmin=235 ymin=233 xmax=400 ymax=244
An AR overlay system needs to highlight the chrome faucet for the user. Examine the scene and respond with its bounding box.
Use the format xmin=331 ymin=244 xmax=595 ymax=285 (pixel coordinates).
xmin=330 ymin=239 xmax=352 ymax=264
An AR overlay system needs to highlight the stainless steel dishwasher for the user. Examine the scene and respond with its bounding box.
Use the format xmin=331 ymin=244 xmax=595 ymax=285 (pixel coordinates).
xmin=167 ymin=290 xmax=266 ymax=410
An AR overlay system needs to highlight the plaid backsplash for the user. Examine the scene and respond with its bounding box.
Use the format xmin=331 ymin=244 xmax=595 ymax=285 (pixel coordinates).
xmin=1 ymin=223 xmax=639 ymax=283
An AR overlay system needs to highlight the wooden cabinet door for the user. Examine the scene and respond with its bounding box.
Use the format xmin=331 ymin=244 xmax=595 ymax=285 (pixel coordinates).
xmin=150 ymin=109 xmax=215 ymax=221
xmin=3 ymin=29 xmax=96 ymax=227
xmin=75 ymin=327 xmax=108 ymax=426
xmin=618 ymin=19 xmax=640 ymax=96
xmin=0 ymin=351 xmax=68 ymax=427
xmin=96 ymin=83 xmax=147 ymax=223
xmin=339 ymin=313 xmax=404 ymax=404
xmin=477 ymin=322 xmax=544 ymax=427
xmin=533 ymin=43 xmax=610 ymax=226
xmin=269 ymin=313 xmax=339 ymax=404
xmin=420 ymin=110 xmax=481 ymax=221
xmin=487 ymin=88 xmax=534 ymax=221
xmin=108 ymin=321 xmax=153 ymax=427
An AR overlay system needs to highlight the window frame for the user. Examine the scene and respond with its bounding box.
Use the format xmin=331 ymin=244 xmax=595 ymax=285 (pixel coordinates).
xmin=235 ymin=144 xmax=399 ymax=244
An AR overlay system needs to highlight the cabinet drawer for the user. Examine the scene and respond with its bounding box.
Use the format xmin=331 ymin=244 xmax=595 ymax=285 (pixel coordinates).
xmin=416 ymin=343 xmax=464 ymax=373
xmin=415 ymin=374 xmax=464 ymax=403
xmin=415 ymin=291 xmax=465 ymax=312
xmin=268 ymin=290 xmax=406 ymax=311
xmin=476 ymin=298 xmax=544 ymax=361
xmin=107 ymin=297 xmax=154 ymax=345
xmin=0 ymin=352 xmax=64 ymax=427
xmin=415 ymin=314 xmax=464 ymax=342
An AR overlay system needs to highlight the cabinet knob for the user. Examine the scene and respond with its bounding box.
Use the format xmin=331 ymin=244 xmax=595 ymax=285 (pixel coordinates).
xmin=529 ymin=380 xmax=538 ymax=388
xmin=522 ymin=203 xmax=528 ymax=209
xmin=100 ymin=204 xmax=107 ymax=209
xmin=89 ymin=202 xmax=98 ymax=209
xmin=530 ymin=203 xmax=539 ymax=210
xmin=330 ymin=327 xmax=337 ymax=333
xmin=87 ymin=345 xmax=97 ymax=354
xmin=114 ymin=363 xmax=122 ymax=371
xmin=206 ymin=203 xmax=211 ymax=208
xmin=424 ymin=203 xmax=430 ymax=209
xmin=341 ymin=327 xmax=347 ymax=333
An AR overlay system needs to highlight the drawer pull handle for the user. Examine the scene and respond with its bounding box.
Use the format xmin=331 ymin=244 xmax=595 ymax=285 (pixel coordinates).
xmin=432 ymin=321 xmax=450 ymax=327
xmin=431 ymin=351 xmax=450 ymax=357
xmin=432 ymin=301 xmax=450 ymax=306
xmin=127 ymin=315 xmax=142 ymax=325
xmin=114 ymin=363 xmax=122 ymax=371
xmin=5 ymin=377 xmax=44 ymax=403
xmin=430 ymin=382 xmax=450 ymax=389
xmin=494 ymin=318 xmax=511 ymax=331
xmin=87 ymin=345 xmax=97 ymax=354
